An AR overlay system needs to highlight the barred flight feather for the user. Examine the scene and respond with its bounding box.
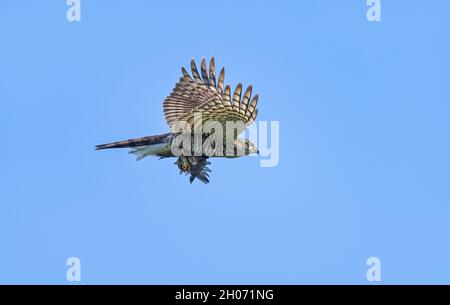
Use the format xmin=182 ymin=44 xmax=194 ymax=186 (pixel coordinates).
xmin=162 ymin=58 xmax=259 ymax=139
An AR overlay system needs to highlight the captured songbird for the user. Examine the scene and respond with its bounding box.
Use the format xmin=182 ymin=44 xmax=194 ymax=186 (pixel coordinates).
xmin=95 ymin=58 xmax=259 ymax=184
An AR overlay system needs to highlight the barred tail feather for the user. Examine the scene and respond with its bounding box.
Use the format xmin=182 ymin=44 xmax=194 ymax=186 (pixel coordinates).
xmin=95 ymin=133 xmax=171 ymax=150
xmin=96 ymin=133 xmax=173 ymax=161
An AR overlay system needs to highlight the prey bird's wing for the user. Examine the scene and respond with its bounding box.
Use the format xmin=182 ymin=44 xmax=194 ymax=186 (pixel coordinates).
xmin=163 ymin=58 xmax=259 ymax=139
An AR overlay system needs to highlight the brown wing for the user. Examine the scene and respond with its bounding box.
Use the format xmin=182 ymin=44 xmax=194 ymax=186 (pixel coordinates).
xmin=163 ymin=58 xmax=258 ymax=137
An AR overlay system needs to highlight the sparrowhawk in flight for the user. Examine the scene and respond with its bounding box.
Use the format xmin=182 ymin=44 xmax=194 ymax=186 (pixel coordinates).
xmin=95 ymin=58 xmax=259 ymax=183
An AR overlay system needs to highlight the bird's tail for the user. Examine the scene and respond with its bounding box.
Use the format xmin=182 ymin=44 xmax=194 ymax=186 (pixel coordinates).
xmin=95 ymin=133 xmax=171 ymax=150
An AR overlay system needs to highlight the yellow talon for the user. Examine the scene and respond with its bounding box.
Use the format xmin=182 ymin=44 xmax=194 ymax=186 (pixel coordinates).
xmin=181 ymin=161 xmax=190 ymax=171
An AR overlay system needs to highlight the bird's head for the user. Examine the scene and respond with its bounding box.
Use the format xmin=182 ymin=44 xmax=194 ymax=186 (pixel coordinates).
xmin=235 ymin=138 xmax=259 ymax=156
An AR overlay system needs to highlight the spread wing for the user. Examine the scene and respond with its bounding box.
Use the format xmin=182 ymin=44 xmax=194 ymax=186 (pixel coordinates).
xmin=163 ymin=58 xmax=258 ymax=138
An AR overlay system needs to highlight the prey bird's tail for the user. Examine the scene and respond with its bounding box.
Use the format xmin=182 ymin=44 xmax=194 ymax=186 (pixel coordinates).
xmin=95 ymin=133 xmax=171 ymax=150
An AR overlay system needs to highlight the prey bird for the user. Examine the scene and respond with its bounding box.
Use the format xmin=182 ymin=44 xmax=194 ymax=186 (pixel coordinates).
xmin=95 ymin=58 xmax=259 ymax=184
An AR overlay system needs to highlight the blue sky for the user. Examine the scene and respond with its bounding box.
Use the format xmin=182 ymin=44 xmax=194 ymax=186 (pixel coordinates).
xmin=1 ymin=1 xmax=449 ymax=284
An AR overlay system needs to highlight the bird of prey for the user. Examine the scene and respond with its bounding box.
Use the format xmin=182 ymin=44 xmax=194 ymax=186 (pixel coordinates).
xmin=95 ymin=58 xmax=259 ymax=183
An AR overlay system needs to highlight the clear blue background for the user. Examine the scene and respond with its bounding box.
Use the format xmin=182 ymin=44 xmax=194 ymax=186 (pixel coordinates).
xmin=1 ymin=1 xmax=449 ymax=284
